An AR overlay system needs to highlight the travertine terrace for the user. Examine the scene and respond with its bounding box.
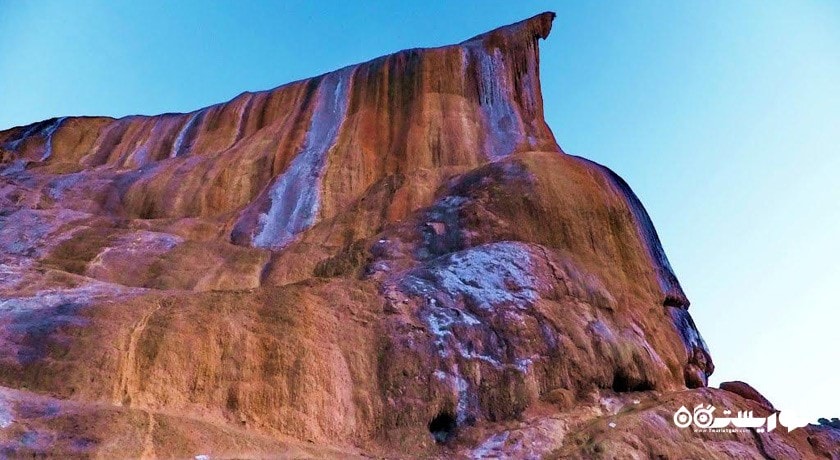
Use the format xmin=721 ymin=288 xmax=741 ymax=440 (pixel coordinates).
xmin=0 ymin=12 xmax=837 ymax=459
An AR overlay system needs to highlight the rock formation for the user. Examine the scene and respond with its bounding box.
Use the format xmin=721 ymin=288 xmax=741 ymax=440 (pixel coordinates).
xmin=0 ymin=12 xmax=836 ymax=459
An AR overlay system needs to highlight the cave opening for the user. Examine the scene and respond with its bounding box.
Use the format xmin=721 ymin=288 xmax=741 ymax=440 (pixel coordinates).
xmin=612 ymin=371 xmax=655 ymax=393
xmin=428 ymin=411 xmax=457 ymax=444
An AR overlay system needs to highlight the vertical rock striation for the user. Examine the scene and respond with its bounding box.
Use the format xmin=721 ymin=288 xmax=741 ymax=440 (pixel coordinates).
xmin=0 ymin=11 xmax=835 ymax=459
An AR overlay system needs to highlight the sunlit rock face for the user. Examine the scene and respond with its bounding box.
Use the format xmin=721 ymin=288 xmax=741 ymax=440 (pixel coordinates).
xmin=0 ymin=12 xmax=836 ymax=458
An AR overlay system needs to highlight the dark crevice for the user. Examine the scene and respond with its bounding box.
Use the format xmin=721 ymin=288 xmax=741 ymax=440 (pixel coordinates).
xmin=663 ymin=294 xmax=687 ymax=309
xmin=428 ymin=412 xmax=457 ymax=444
xmin=611 ymin=371 xmax=654 ymax=393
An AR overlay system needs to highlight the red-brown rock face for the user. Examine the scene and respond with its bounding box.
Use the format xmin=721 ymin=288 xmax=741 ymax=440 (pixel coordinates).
xmin=0 ymin=12 xmax=836 ymax=458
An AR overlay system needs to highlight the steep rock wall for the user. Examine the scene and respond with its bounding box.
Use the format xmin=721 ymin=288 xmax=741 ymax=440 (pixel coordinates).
xmin=0 ymin=11 xmax=835 ymax=459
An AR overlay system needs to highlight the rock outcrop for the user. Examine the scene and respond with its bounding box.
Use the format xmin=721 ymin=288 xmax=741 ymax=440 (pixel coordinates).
xmin=0 ymin=12 xmax=836 ymax=458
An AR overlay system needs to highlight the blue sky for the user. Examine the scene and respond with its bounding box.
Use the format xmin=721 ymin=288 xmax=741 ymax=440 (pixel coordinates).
xmin=2 ymin=1 xmax=838 ymax=422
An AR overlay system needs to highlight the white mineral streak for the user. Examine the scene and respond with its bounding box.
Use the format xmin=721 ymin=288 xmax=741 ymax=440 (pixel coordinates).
xmin=0 ymin=208 xmax=90 ymax=257
xmin=171 ymin=111 xmax=202 ymax=158
xmin=475 ymin=48 xmax=523 ymax=160
xmin=472 ymin=432 xmax=510 ymax=458
xmin=434 ymin=242 xmax=541 ymax=310
xmin=6 ymin=123 xmax=41 ymax=151
xmin=87 ymin=231 xmax=182 ymax=271
xmin=0 ymin=392 xmax=12 ymax=429
xmin=40 ymin=117 xmax=67 ymax=161
xmin=0 ymin=258 xmax=33 ymax=290
xmin=126 ymin=118 xmax=162 ymax=167
xmin=252 ymin=67 xmax=353 ymax=249
xmin=407 ymin=243 xmax=546 ymax=371
xmin=434 ymin=365 xmax=472 ymax=425
xmin=232 ymin=94 xmax=254 ymax=146
xmin=0 ymin=282 xmax=144 ymax=315
xmin=398 ymin=243 xmax=547 ymax=427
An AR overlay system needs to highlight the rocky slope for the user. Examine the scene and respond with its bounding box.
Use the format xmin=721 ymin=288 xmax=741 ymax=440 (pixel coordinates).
xmin=0 ymin=12 xmax=837 ymax=459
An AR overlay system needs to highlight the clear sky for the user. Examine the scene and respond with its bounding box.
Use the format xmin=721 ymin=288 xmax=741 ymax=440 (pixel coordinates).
xmin=1 ymin=1 xmax=838 ymax=422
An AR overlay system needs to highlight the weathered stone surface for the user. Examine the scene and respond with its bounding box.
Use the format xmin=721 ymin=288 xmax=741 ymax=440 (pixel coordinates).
xmin=720 ymin=381 xmax=775 ymax=411
xmin=0 ymin=11 xmax=836 ymax=458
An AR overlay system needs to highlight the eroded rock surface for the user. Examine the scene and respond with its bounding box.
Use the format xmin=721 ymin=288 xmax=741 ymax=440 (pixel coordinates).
xmin=0 ymin=12 xmax=836 ymax=459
